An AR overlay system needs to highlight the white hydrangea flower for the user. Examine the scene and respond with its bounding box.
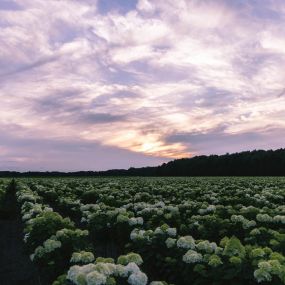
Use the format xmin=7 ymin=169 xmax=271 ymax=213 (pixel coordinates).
xmin=67 ymin=265 xmax=82 ymax=284
xmin=71 ymin=252 xmax=82 ymax=263
xmin=250 ymin=228 xmax=261 ymax=235
xmin=34 ymin=246 xmax=46 ymax=259
xmin=256 ymin=214 xmax=273 ymax=223
xmin=242 ymin=220 xmax=256 ymax=229
xmin=273 ymin=215 xmax=285 ymax=224
xmin=196 ymin=240 xmax=215 ymax=253
xmin=128 ymin=271 xmax=148 ymax=285
xmin=177 ymin=236 xmax=195 ymax=249
xmin=81 ymin=264 xmax=97 ymax=275
xmin=206 ymin=205 xmax=216 ymax=212
xmin=166 ymin=205 xmax=179 ymax=214
xmin=94 ymin=263 xmax=116 ymax=276
xmin=81 ymin=217 xmax=87 ymax=223
xmin=231 ymin=215 xmax=245 ymax=223
xmin=130 ymin=229 xmax=147 ymax=241
xmin=198 ymin=209 xmax=206 ymax=215
xmin=23 ymin=233 xmax=30 ymax=243
xmin=71 ymin=252 xmax=95 ymax=264
xmin=121 ymin=253 xmax=143 ymax=266
xmin=43 ymin=206 xmax=53 ymax=212
xmin=136 ymin=217 xmax=144 ymax=225
xmin=22 ymin=213 xmax=32 ymax=221
xmin=118 ymin=207 xmax=127 ymax=214
xmin=43 ymin=239 xmax=62 ymax=252
xmin=254 ymin=269 xmax=272 ymax=283
xmin=166 ymin=228 xmax=177 ymax=237
xmin=214 ymin=246 xmax=223 ymax=255
xmin=156 ymin=202 xmax=165 ymax=208
xmin=182 ymin=250 xmax=203 ymax=264
xmin=130 ymin=230 xmax=139 ymax=241
xmin=86 ymin=271 xmax=107 ymax=285
xmin=125 ymin=262 xmax=140 ymax=274
xmin=56 ymin=228 xmax=68 ymax=238
xmin=81 ymin=252 xmax=95 ymax=263
xmin=115 ymin=264 xmax=128 ymax=277
xmin=209 ymin=242 xmax=217 ymax=252
xmin=154 ymin=227 xmax=164 ymax=235
xmin=165 ymin=238 xmax=176 ymax=248
xmin=128 ymin=217 xmax=139 ymax=226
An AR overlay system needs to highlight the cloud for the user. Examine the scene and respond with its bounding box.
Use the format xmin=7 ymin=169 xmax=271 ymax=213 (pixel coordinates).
xmin=78 ymin=112 xmax=127 ymax=124
xmin=166 ymin=127 xmax=285 ymax=155
xmin=0 ymin=126 xmax=164 ymax=171
xmin=0 ymin=0 xmax=22 ymax=11
xmin=1 ymin=0 xmax=285 ymax=170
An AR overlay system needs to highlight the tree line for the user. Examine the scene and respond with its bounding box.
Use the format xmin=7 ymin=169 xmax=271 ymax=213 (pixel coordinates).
xmin=1 ymin=148 xmax=285 ymax=177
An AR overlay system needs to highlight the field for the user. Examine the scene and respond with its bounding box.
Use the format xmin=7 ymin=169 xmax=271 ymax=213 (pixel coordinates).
xmin=0 ymin=177 xmax=285 ymax=285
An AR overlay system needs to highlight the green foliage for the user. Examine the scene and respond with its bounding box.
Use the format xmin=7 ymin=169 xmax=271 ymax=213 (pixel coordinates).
xmin=52 ymin=274 xmax=68 ymax=285
xmin=223 ymin=236 xmax=246 ymax=259
xmin=25 ymin=211 xmax=74 ymax=250
xmin=208 ymin=254 xmax=223 ymax=267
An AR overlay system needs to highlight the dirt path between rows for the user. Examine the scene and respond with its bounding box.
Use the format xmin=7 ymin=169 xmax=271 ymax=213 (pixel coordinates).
xmin=0 ymin=181 xmax=42 ymax=285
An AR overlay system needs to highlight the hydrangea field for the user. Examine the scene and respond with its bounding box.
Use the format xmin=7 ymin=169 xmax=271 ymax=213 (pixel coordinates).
xmin=3 ymin=177 xmax=285 ymax=285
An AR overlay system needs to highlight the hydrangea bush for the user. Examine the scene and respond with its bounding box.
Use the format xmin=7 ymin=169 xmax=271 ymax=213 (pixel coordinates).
xmin=14 ymin=177 xmax=285 ymax=285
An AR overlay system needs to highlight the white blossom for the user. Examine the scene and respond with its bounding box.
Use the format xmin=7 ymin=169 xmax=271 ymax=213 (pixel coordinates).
xmin=165 ymin=238 xmax=176 ymax=248
xmin=43 ymin=239 xmax=62 ymax=252
xmin=71 ymin=251 xmax=95 ymax=264
xmin=182 ymin=250 xmax=203 ymax=264
xmin=256 ymin=214 xmax=273 ymax=223
xmin=94 ymin=263 xmax=117 ymax=276
xmin=273 ymin=215 xmax=285 ymax=224
xmin=177 ymin=236 xmax=195 ymax=249
xmin=166 ymin=228 xmax=177 ymax=237
xmin=128 ymin=271 xmax=148 ymax=285
xmin=125 ymin=262 xmax=140 ymax=274
xmin=86 ymin=271 xmax=107 ymax=285
xmin=115 ymin=264 xmax=128 ymax=277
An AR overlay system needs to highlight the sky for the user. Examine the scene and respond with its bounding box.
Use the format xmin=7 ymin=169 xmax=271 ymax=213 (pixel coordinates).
xmin=1 ymin=0 xmax=285 ymax=171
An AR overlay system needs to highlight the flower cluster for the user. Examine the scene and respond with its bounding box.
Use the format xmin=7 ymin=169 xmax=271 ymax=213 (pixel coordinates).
xmin=71 ymin=251 xmax=95 ymax=264
xmin=231 ymin=215 xmax=256 ymax=229
xmin=198 ymin=205 xmax=216 ymax=215
xmin=273 ymin=215 xmax=285 ymax=224
xmin=256 ymin=214 xmax=273 ymax=223
xmin=177 ymin=236 xmax=195 ymax=249
xmin=80 ymin=203 xmax=143 ymax=233
xmin=130 ymin=224 xmax=177 ymax=244
xmin=16 ymin=186 xmax=40 ymax=204
xmin=128 ymin=217 xmax=144 ymax=226
xmin=182 ymin=250 xmax=203 ymax=264
xmin=31 ymin=239 xmax=62 ymax=261
xmin=254 ymin=260 xmax=284 ymax=283
xmin=165 ymin=238 xmax=177 ymax=249
xmin=117 ymin=253 xmax=143 ymax=266
xmin=67 ymin=255 xmax=149 ymax=285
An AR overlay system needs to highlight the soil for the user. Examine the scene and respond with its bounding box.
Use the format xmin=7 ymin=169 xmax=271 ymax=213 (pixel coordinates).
xmin=0 ymin=181 xmax=43 ymax=285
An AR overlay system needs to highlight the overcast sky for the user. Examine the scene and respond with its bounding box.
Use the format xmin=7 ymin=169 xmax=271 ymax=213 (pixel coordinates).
xmin=1 ymin=0 xmax=285 ymax=171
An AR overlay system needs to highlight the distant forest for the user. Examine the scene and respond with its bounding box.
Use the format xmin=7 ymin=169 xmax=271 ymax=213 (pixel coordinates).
xmin=1 ymin=149 xmax=285 ymax=177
